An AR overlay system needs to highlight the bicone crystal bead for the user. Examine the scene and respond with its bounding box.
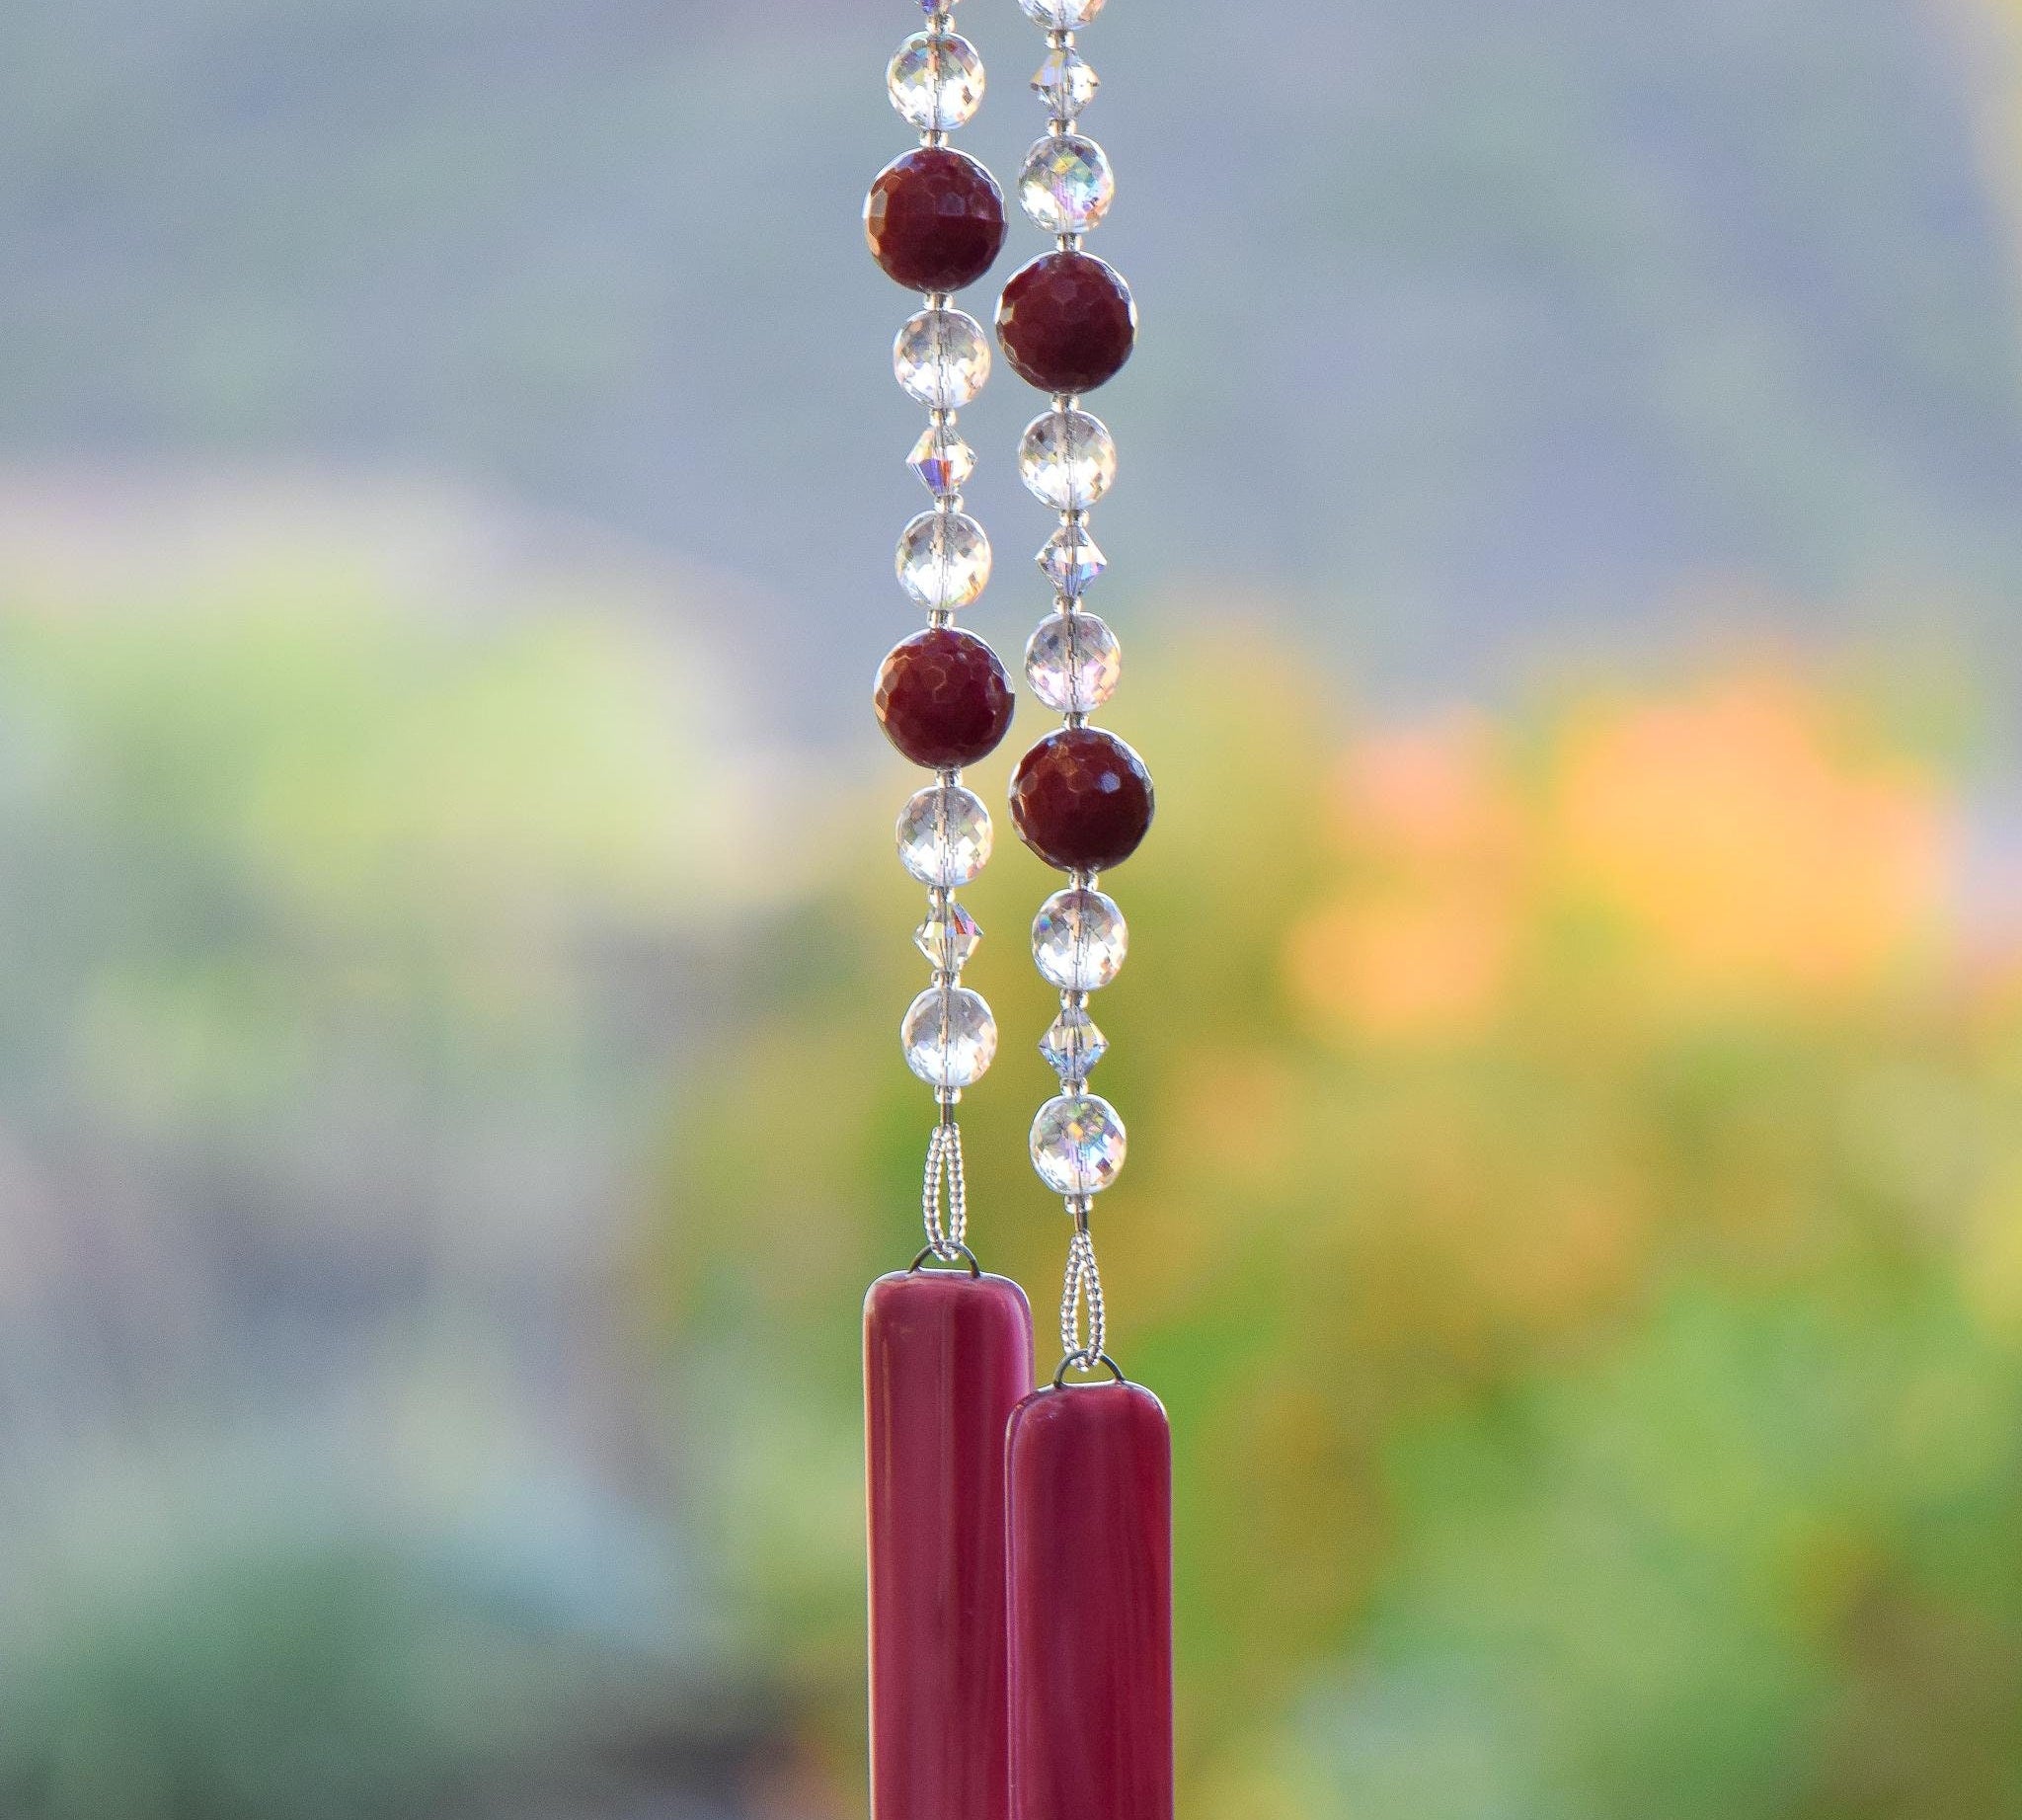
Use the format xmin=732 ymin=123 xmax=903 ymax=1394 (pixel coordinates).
xmin=1019 ymin=134 xmax=1115 ymax=236
xmin=908 ymin=421 xmax=975 ymax=497
xmin=902 ymin=984 xmax=999 ymax=1088
xmin=1033 ymin=47 xmax=1099 ymax=121
xmin=1040 ymin=1003 xmax=1108 ymax=1080
xmin=1032 ymin=886 xmax=1128 ymax=990
xmin=897 ymin=510 xmax=993 ymax=610
xmin=1038 ymin=521 xmax=1107 ymax=596
xmin=897 ymin=783 xmax=994 ymax=888
xmin=889 ymin=31 xmax=985 ymax=132
xmin=1018 ymin=410 xmax=1116 ymax=511
xmin=894 ymin=309 xmax=992 ymax=410
xmin=1031 ymin=1093 xmax=1127 ymax=1196
xmin=916 ymin=897 xmax=983 ymax=974
xmin=1025 ymin=611 xmax=1122 ymax=714
xmin=1019 ymin=0 xmax=1106 ymax=27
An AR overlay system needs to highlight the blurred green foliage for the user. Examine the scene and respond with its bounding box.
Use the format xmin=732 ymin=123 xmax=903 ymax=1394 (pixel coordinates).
xmin=661 ymin=626 xmax=2022 ymax=1819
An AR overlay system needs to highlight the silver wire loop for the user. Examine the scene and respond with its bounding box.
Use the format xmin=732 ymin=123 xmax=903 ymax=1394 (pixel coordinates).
xmin=1052 ymin=1350 xmax=1127 ymax=1388
xmin=922 ymin=1118 xmax=970 ymax=1260
xmin=909 ymin=1241 xmax=982 ymax=1279
xmin=1059 ymin=1224 xmax=1106 ymax=1364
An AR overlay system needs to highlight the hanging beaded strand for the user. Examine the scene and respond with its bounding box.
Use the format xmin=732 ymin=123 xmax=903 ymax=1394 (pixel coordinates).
xmin=869 ymin=0 xmax=1016 ymax=1260
xmin=996 ymin=0 xmax=1149 ymax=1369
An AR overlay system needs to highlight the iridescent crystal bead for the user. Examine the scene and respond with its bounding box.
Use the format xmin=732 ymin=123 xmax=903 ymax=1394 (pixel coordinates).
xmin=897 ymin=510 xmax=992 ymax=610
xmin=1040 ymin=1003 xmax=1108 ymax=1079
xmin=1032 ymin=886 xmax=1128 ymax=990
xmin=889 ymin=31 xmax=985 ymax=132
xmin=902 ymin=984 xmax=999 ymax=1088
xmin=916 ymin=897 xmax=982 ymax=974
xmin=1031 ymin=1093 xmax=1127 ymax=1196
xmin=908 ymin=420 xmax=975 ymax=497
xmin=1034 ymin=47 xmax=1099 ymax=121
xmin=1025 ymin=611 xmax=1121 ymax=713
xmin=1018 ymin=410 xmax=1116 ymax=511
xmin=1037 ymin=522 xmax=1107 ymax=597
xmin=1019 ymin=134 xmax=1115 ymax=236
xmin=1019 ymin=0 xmax=1105 ymax=27
xmin=894 ymin=308 xmax=991 ymax=410
xmin=896 ymin=783 xmax=994 ymax=887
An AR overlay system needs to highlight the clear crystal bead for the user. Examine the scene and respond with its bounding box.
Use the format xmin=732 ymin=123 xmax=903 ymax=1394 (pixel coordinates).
xmin=897 ymin=510 xmax=992 ymax=610
xmin=1033 ymin=48 xmax=1099 ymax=121
xmin=1019 ymin=0 xmax=1105 ymax=27
xmin=1037 ymin=520 xmax=1106 ymax=596
xmin=1019 ymin=134 xmax=1115 ymax=235
xmin=908 ymin=420 xmax=974 ymax=497
xmin=1032 ymin=886 xmax=1128 ymax=990
xmin=894 ymin=308 xmax=991 ymax=410
xmin=1018 ymin=410 xmax=1116 ymax=511
xmin=889 ymin=32 xmax=985 ymax=132
xmin=1025 ymin=611 xmax=1122 ymax=713
xmin=915 ymin=898 xmax=982 ymax=974
xmin=1031 ymin=1092 xmax=1127 ymax=1196
xmin=902 ymin=984 xmax=999 ymax=1088
xmin=1040 ymin=1003 xmax=1108 ymax=1079
xmin=897 ymin=784 xmax=994 ymax=887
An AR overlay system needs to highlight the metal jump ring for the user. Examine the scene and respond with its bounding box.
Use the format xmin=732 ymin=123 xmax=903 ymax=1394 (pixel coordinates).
xmin=910 ymin=1242 xmax=982 ymax=1279
xmin=1051 ymin=1350 xmax=1126 ymax=1388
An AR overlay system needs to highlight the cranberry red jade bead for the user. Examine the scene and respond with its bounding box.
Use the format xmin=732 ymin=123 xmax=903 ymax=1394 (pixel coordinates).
xmin=866 ymin=147 xmax=1009 ymax=294
xmin=876 ymin=627 xmax=1016 ymax=770
xmin=997 ymin=252 xmax=1136 ymax=395
xmin=1009 ymin=726 xmax=1154 ymax=873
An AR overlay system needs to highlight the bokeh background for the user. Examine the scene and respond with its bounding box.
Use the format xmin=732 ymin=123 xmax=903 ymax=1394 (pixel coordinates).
xmin=5 ymin=1 xmax=2022 ymax=1815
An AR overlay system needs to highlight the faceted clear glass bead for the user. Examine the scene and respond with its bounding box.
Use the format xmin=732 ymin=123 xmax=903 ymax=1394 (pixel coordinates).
xmin=902 ymin=984 xmax=999 ymax=1088
xmin=915 ymin=897 xmax=982 ymax=974
xmin=1038 ymin=520 xmax=1107 ymax=596
xmin=1019 ymin=134 xmax=1115 ymax=235
xmin=894 ymin=308 xmax=991 ymax=410
xmin=1033 ymin=47 xmax=1099 ymax=121
xmin=896 ymin=510 xmax=992 ymax=610
xmin=1040 ymin=1003 xmax=1108 ymax=1080
xmin=1018 ymin=410 xmax=1116 ymax=511
xmin=1025 ymin=611 xmax=1121 ymax=713
xmin=896 ymin=783 xmax=994 ymax=887
xmin=1031 ymin=1092 xmax=1127 ymax=1196
xmin=1019 ymin=0 xmax=1105 ymax=27
xmin=889 ymin=32 xmax=985 ymax=132
xmin=1032 ymin=886 xmax=1128 ymax=990
xmin=908 ymin=420 xmax=975 ymax=496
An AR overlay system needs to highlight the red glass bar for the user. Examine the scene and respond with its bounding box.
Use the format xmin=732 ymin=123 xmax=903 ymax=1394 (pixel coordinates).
xmin=1007 ymin=1380 xmax=1175 ymax=1820
xmin=864 ymin=1268 xmax=1035 ymax=1820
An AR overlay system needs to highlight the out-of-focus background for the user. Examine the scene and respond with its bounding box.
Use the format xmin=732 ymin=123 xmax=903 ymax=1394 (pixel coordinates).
xmin=5 ymin=1 xmax=2022 ymax=1815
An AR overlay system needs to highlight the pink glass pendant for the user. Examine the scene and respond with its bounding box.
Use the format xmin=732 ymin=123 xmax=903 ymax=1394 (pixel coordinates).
xmin=1008 ymin=1377 xmax=1175 ymax=1820
xmin=865 ymin=1267 xmax=1035 ymax=1820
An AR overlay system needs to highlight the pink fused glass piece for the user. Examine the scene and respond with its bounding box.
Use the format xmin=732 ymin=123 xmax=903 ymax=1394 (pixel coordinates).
xmin=1008 ymin=1380 xmax=1175 ymax=1820
xmin=865 ymin=1268 xmax=1035 ymax=1820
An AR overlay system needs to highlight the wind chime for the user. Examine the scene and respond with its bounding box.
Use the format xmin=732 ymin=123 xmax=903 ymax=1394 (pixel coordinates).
xmin=862 ymin=2 xmax=1171 ymax=1819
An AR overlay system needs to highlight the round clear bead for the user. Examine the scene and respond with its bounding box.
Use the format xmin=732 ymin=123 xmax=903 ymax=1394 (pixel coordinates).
xmin=1031 ymin=1093 xmax=1128 ymax=1196
xmin=889 ymin=32 xmax=985 ymax=132
xmin=897 ymin=510 xmax=992 ymax=610
xmin=897 ymin=784 xmax=994 ymax=887
xmin=902 ymin=984 xmax=998 ymax=1088
xmin=1019 ymin=0 xmax=1105 ymax=27
xmin=1019 ymin=134 xmax=1115 ymax=235
xmin=1025 ymin=611 xmax=1121 ymax=714
xmin=1032 ymin=887 xmax=1128 ymax=990
xmin=894 ymin=308 xmax=991 ymax=410
xmin=1018 ymin=410 xmax=1116 ymax=511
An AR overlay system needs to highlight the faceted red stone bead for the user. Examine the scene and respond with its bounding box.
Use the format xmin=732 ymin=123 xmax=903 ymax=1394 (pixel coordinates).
xmin=866 ymin=147 xmax=1008 ymax=294
xmin=876 ymin=627 xmax=1015 ymax=769
xmin=996 ymin=252 xmax=1137 ymax=394
xmin=1009 ymin=726 xmax=1154 ymax=873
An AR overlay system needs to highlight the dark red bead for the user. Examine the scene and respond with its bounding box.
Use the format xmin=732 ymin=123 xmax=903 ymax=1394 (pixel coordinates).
xmin=1009 ymin=726 xmax=1154 ymax=873
xmin=876 ymin=627 xmax=1015 ymax=769
xmin=996 ymin=252 xmax=1137 ymax=394
xmin=866 ymin=148 xmax=1008 ymax=293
